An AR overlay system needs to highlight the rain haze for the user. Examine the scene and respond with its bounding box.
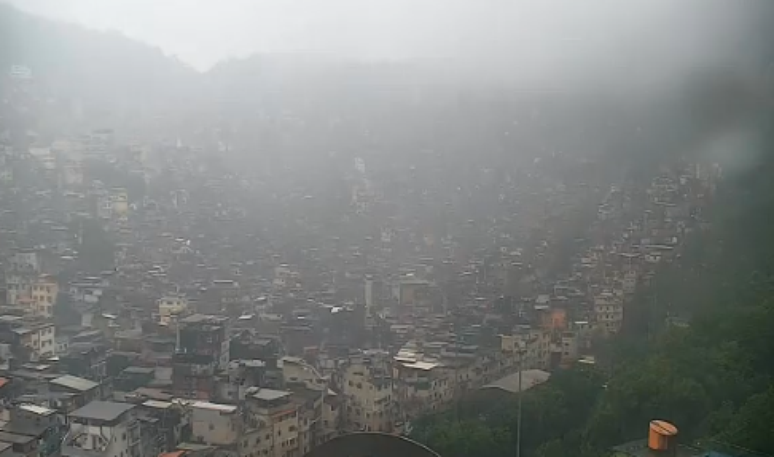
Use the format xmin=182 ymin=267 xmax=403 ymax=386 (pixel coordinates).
xmin=5 ymin=0 xmax=769 ymax=89
xmin=0 ymin=3 xmax=773 ymax=457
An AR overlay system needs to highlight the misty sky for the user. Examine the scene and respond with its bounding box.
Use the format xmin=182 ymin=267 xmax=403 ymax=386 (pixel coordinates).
xmin=5 ymin=0 xmax=754 ymax=77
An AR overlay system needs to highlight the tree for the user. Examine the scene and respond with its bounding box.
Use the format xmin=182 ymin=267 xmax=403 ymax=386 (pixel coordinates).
xmin=715 ymin=386 xmax=774 ymax=454
xmin=414 ymin=420 xmax=511 ymax=457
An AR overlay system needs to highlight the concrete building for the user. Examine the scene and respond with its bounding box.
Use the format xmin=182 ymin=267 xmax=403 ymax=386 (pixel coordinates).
xmin=49 ymin=375 xmax=102 ymax=413
xmin=61 ymin=401 xmax=142 ymax=457
xmin=320 ymin=394 xmax=341 ymax=445
xmin=2 ymin=403 xmax=63 ymax=457
xmin=111 ymin=188 xmax=129 ymax=219
xmin=157 ymin=295 xmax=188 ymax=326
xmin=500 ymin=327 xmax=551 ymax=370
xmin=0 ymin=316 xmax=56 ymax=362
xmin=0 ymin=431 xmax=37 ymax=457
xmin=340 ymin=352 xmax=394 ymax=433
xmin=4 ymin=250 xmax=44 ymax=307
xmin=30 ymin=276 xmax=58 ymax=319
xmin=215 ymin=359 xmax=267 ymax=402
xmin=281 ymin=356 xmax=328 ymax=391
xmin=172 ymin=314 xmax=229 ymax=400
xmin=4 ymin=274 xmax=57 ymax=318
xmin=393 ymin=359 xmax=450 ymax=417
xmin=594 ymin=290 xmax=624 ymax=334
xmin=190 ymin=401 xmax=241 ymax=447
xmin=247 ymin=388 xmax=301 ymax=457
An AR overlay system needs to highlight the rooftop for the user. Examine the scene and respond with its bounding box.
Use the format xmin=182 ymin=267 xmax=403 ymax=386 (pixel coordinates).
xmin=252 ymin=388 xmax=292 ymax=402
xmin=181 ymin=314 xmax=227 ymax=324
xmin=141 ymin=400 xmax=174 ymax=410
xmin=50 ymin=375 xmax=99 ymax=392
xmin=480 ymin=369 xmax=551 ymax=394
xmin=400 ymin=361 xmax=439 ymax=371
xmin=69 ymin=401 xmax=135 ymax=422
xmin=191 ymin=401 xmax=237 ymax=413
xmin=0 ymin=431 xmax=36 ymax=444
xmin=18 ymin=403 xmax=56 ymax=416
xmin=122 ymin=366 xmax=155 ymax=375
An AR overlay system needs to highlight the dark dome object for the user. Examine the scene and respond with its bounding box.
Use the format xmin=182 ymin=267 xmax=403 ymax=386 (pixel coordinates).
xmin=303 ymin=433 xmax=441 ymax=457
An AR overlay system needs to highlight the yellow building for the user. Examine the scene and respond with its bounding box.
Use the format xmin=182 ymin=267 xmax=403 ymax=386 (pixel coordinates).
xmin=341 ymin=353 xmax=394 ymax=433
xmin=500 ymin=327 xmax=552 ymax=370
xmin=594 ymin=290 xmax=624 ymax=334
xmin=31 ymin=275 xmax=58 ymax=319
xmin=157 ymin=295 xmax=188 ymax=325
xmin=7 ymin=275 xmax=58 ymax=318
xmin=111 ymin=188 xmax=129 ymax=219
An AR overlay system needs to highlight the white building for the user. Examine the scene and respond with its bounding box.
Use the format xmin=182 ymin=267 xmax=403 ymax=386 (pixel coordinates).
xmin=0 ymin=316 xmax=56 ymax=361
xmin=190 ymin=401 xmax=240 ymax=447
xmin=14 ymin=322 xmax=56 ymax=361
xmin=281 ymin=356 xmax=328 ymax=391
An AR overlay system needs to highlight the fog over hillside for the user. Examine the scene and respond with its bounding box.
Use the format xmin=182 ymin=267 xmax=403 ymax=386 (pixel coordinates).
xmin=1 ymin=0 xmax=772 ymax=167
xmin=2 ymin=3 xmax=774 ymax=457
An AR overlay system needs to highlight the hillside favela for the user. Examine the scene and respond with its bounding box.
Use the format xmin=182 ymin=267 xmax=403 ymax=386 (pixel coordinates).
xmin=0 ymin=1 xmax=773 ymax=457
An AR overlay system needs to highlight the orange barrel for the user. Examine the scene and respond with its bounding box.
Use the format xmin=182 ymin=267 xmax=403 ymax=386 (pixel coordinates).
xmin=648 ymin=420 xmax=678 ymax=451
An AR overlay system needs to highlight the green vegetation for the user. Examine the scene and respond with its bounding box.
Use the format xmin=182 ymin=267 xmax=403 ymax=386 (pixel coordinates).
xmin=412 ymin=115 xmax=774 ymax=457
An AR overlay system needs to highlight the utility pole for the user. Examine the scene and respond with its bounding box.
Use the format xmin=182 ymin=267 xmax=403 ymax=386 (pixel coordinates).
xmin=516 ymin=343 xmax=526 ymax=457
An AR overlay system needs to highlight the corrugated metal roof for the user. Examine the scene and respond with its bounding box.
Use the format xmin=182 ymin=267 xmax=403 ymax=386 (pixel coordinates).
xmin=142 ymin=400 xmax=173 ymax=410
xmin=191 ymin=401 xmax=237 ymax=413
xmin=252 ymin=388 xmax=292 ymax=401
xmin=69 ymin=401 xmax=134 ymax=422
xmin=50 ymin=375 xmax=98 ymax=392
xmin=18 ymin=404 xmax=56 ymax=416
xmin=480 ymin=369 xmax=551 ymax=394
xmin=400 ymin=361 xmax=439 ymax=371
